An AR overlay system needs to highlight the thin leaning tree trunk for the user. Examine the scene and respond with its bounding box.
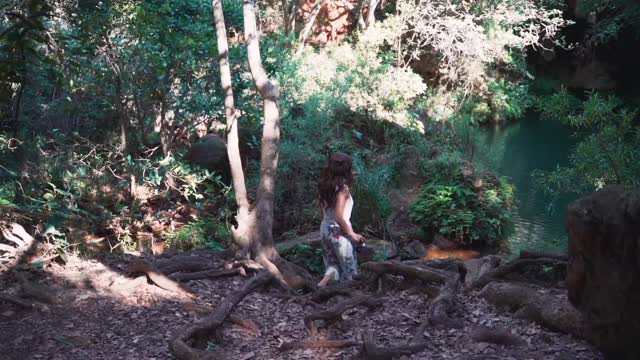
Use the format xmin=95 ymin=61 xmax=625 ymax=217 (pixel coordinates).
xmin=364 ymin=0 xmax=379 ymax=29
xmin=354 ymin=0 xmax=367 ymax=31
xmin=243 ymin=0 xmax=282 ymax=263
xmin=296 ymin=0 xmax=326 ymax=54
xmin=212 ymin=0 xmax=252 ymax=249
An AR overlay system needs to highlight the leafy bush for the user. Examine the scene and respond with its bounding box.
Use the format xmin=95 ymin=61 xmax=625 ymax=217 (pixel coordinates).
xmin=534 ymin=87 xmax=582 ymax=121
xmin=280 ymin=243 xmax=324 ymax=274
xmin=165 ymin=217 xmax=230 ymax=251
xmin=411 ymin=153 xmax=514 ymax=246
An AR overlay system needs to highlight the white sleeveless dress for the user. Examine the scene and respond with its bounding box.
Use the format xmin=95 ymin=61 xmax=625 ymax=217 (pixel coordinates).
xmin=320 ymin=192 xmax=358 ymax=281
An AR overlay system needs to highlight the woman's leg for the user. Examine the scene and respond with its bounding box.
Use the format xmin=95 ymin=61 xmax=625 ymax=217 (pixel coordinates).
xmin=318 ymin=266 xmax=338 ymax=287
xmin=334 ymin=236 xmax=357 ymax=281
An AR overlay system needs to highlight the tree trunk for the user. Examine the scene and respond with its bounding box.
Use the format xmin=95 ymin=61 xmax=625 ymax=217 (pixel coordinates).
xmin=364 ymin=0 xmax=379 ymax=29
xmin=213 ymin=0 xmax=252 ymax=250
xmin=114 ymin=74 xmax=128 ymax=152
xmin=354 ymin=0 xmax=366 ymax=31
xmin=282 ymin=0 xmax=297 ymax=35
xmin=158 ymin=93 xmax=174 ymax=157
xmin=243 ymin=0 xmax=281 ymax=262
xmin=296 ymin=0 xmax=325 ymax=53
xmin=212 ymin=0 xmax=309 ymax=289
xmin=11 ymin=45 xmax=26 ymax=136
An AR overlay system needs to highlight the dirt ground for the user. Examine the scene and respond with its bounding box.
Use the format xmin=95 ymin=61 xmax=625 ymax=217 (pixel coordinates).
xmin=0 ymin=253 xmax=603 ymax=360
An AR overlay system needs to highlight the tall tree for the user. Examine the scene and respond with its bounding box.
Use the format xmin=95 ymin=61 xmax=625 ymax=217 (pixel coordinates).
xmin=213 ymin=0 xmax=307 ymax=288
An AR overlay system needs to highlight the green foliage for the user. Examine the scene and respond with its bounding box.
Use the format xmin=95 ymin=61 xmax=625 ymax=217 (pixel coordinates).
xmin=352 ymin=154 xmax=394 ymax=234
xmin=412 ymin=153 xmax=514 ymax=246
xmin=534 ymin=87 xmax=582 ymax=121
xmin=288 ymin=38 xmax=426 ymax=130
xmin=577 ymin=0 xmax=640 ymax=45
xmin=165 ymin=217 xmax=230 ymax=251
xmin=534 ymin=93 xmax=640 ymax=197
xmin=280 ymin=243 xmax=324 ymax=274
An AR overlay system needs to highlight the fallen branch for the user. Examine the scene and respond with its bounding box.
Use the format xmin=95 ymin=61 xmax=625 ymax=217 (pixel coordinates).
xmin=305 ymin=294 xmax=384 ymax=334
xmin=279 ymin=339 xmax=360 ymax=352
xmin=360 ymin=261 xmax=448 ymax=285
xmin=128 ymin=260 xmax=193 ymax=295
xmin=171 ymin=267 xmax=245 ymax=282
xmin=362 ymin=329 xmax=429 ymax=360
xmin=170 ymin=271 xmax=273 ymax=360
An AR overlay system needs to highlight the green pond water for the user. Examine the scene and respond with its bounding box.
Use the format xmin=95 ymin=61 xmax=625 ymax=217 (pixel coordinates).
xmin=477 ymin=112 xmax=579 ymax=254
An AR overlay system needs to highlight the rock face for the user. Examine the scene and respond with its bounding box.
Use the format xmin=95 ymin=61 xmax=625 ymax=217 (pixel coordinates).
xmin=300 ymin=0 xmax=355 ymax=45
xmin=566 ymin=187 xmax=640 ymax=360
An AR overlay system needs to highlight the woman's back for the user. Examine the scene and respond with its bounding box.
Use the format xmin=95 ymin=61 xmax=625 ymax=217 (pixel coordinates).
xmin=322 ymin=192 xmax=353 ymax=226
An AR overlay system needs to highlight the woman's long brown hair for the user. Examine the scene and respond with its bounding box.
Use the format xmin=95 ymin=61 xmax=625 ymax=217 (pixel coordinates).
xmin=318 ymin=152 xmax=354 ymax=209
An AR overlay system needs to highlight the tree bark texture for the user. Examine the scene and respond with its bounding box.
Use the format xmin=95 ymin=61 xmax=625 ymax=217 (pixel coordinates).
xmin=213 ymin=0 xmax=253 ymax=250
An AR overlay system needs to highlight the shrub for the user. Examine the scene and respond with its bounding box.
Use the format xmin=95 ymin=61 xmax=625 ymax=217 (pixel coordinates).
xmin=411 ymin=154 xmax=514 ymax=246
xmin=280 ymin=243 xmax=324 ymax=274
xmin=165 ymin=217 xmax=230 ymax=251
xmin=534 ymin=93 xmax=640 ymax=197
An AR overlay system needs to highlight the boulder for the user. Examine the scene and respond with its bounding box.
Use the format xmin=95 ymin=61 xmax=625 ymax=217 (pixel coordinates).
xmin=186 ymin=134 xmax=227 ymax=170
xmin=566 ymin=187 xmax=640 ymax=360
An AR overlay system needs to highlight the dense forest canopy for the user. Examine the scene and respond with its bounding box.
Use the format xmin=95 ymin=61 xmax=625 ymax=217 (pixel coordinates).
xmin=1 ymin=0 xmax=638 ymax=254
xmin=1 ymin=0 xmax=639 ymax=359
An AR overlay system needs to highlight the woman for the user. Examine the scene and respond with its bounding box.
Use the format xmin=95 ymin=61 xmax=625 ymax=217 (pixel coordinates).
xmin=317 ymin=152 xmax=365 ymax=287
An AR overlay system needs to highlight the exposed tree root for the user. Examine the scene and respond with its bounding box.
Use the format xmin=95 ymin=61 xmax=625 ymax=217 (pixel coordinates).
xmin=127 ymin=260 xmax=194 ymax=295
xmin=279 ymin=339 xmax=360 ymax=352
xmin=360 ymin=261 xmax=448 ymax=285
xmin=477 ymin=255 xmax=502 ymax=278
xmin=519 ymin=250 xmax=567 ymax=261
xmin=478 ymin=282 xmax=588 ymax=339
xmin=305 ymin=294 xmax=384 ymax=334
xmin=171 ymin=267 xmax=245 ymax=282
xmin=470 ymin=326 xmax=526 ymax=347
xmin=170 ymin=271 xmax=273 ymax=360
xmin=1 ymin=223 xmax=32 ymax=247
xmin=405 ymin=258 xmax=468 ymax=281
xmin=226 ymin=259 xmax=264 ymax=272
xmin=0 ymin=243 xmax=16 ymax=253
xmin=309 ymin=281 xmax=356 ymax=303
xmin=427 ymin=276 xmax=463 ymax=328
xmin=0 ymin=222 xmax=37 ymax=268
xmin=469 ymin=257 xmax=565 ymax=291
xmin=157 ymin=258 xmax=219 ymax=276
xmin=362 ymin=329 xmax=430 ymax=360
